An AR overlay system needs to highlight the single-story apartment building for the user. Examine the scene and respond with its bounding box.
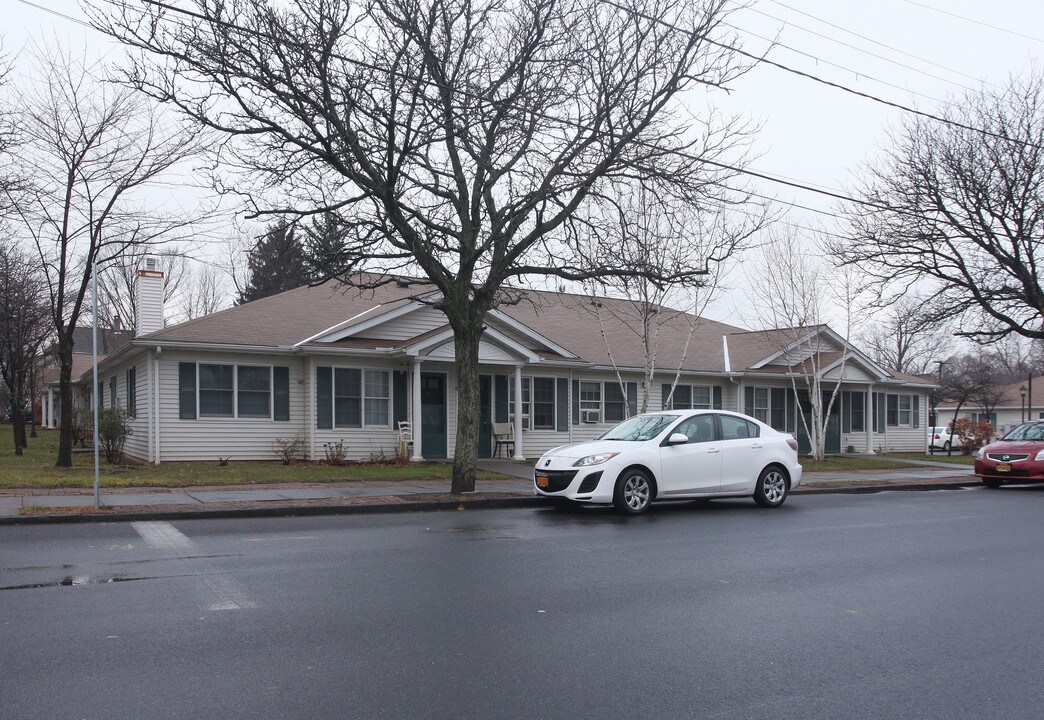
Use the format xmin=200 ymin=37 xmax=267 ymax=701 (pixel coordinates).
xmin=76 ymin=264 xmax=936 ymax=463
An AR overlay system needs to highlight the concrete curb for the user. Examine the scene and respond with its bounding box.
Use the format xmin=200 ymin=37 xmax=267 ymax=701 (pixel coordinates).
xmin=0 ymin=496 xmax=545 ymax=525
xmin=0 ymin=479 xmax=985 ymax=525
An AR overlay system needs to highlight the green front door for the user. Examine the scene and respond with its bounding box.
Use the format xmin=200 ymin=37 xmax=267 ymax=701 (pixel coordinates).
xmin=477 ymin=375 xmax=492 ymax=458
xmin=795 ymin=390 xmax=842 ymax=454
xmin=421 ymin=373 xmax=447 ymax=459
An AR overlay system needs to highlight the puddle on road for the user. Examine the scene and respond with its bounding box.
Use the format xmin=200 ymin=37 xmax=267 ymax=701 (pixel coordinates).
xmin=0 ymin=575 xmax=155 ymax=591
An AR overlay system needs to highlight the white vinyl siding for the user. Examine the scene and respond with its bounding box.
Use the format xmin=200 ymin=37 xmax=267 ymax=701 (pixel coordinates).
xmin=154 ymin=351 xmax=309 ymax=462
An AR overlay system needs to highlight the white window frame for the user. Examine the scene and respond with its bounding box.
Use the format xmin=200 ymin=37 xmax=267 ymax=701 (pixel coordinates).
xmin=668 ymin=384 xmax=714 ymax=411
xmin=330 ymin=366 xmax=391 ymax=429
xmin=198 ymin=363 xmax=274 ymax=420
xmin=509 ymin=377 xmax=531 ymax=428
xmin=531 ymin=376 xmax=556 ymax=430
xmin=237 ymin=364 xmax=274 ymax=419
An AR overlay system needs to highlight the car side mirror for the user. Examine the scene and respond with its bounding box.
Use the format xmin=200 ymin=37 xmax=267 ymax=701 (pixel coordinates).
xmin=667 ymin=433 xmax=689 ymax=445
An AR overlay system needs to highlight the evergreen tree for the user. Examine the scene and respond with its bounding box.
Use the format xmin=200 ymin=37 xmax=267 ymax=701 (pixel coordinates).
xmin=237 ymin=221 xmax=308 ymax=304
xmin=301 ymin=211 xmax=349 ymax=283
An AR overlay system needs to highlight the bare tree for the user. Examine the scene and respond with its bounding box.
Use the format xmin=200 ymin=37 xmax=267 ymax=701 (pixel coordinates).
xmin=7 ymin=49 xmax=201 ymax=467
xmin=978 ymin=335 xmax=1044 ymax=383
xmin=859 ymin=297 xmax=950 ymax=375
xmin=180 ymin=261 xmax=229 ymax=321
xmin=748 ymin=227 xmax=863 ymax=461
xmin=0 ymin=45 xmax=20 ymax=215
xmin=581 ymin=184 xmax=763 ymax=412
xmin=0 ymin=241 xmax=51 ymax=454
xmin=97 ymin=0 xmax=760 ymax=492
xmin=937 ymin=355 xmax=989 ymax=453
xmin=838 ymin=74 xmax=1044 ymax=342
xmin=96 ymin=245 xmax=189 ymax=332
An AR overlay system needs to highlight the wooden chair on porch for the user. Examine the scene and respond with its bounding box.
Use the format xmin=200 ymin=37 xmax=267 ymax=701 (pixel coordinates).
xmin=397 ymin=421 xmax=414 ymax=457
xmin=492 ymin=422 xmax=515 ymax=458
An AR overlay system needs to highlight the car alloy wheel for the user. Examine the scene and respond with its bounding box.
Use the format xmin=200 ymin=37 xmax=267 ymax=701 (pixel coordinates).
xmin=614 ymin=469 xmax=652 ymax=514
xmin=754 ymin=467 xmax=788 ymax=508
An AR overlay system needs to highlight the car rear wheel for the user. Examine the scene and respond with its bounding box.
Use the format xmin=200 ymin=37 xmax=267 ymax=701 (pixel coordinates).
xmin=943 ymin=441 xmax=951 ymax=452
xmin=754 ymin=466 xmax=788 ymax=508
xmin=982 ymin=477 xmax=1003 ymax=488
xmin=613 ymin=469 xmax=653 ymax=514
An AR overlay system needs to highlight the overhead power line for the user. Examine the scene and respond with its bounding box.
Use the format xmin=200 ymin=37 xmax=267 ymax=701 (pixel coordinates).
xmin=902 ymin=0 xmax=1044 ymax=45
xmin=15 ymin=0 xmax=94 ymax=30
xmin=123 ymin=0 xmax=950 ymax=222
xmin=730 ymin=1 xmax=986 ymax=97
xmin=594 ymin=0 xmax=1044 ymax=152
xmin=758 ymin=0 xmax=1001 ymax=91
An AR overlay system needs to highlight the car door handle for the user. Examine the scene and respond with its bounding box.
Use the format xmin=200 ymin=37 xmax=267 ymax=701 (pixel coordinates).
xmin=751 ymin=443 xmax=763 ymax=449
xmin=707 ymin=447 xmax=720 ymax=454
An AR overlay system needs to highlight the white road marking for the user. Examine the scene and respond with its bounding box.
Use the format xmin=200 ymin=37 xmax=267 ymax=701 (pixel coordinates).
xmin=132 ymin=521 xmax=196 ymax=550
xmin=131 ymin=521 xmax=258 ymax=611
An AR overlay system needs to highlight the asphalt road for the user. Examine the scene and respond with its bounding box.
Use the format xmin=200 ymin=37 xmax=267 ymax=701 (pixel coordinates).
xmin=1 ymin=487 xmax=1042 ymax=720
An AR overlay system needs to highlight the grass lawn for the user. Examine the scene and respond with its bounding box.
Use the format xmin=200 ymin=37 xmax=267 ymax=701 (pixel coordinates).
xmin=799 ymin=455 xmax=924 ymax=473
xmin=896 ymin=452 xmax=975 ymax=466
xmin=0 ymin=426 xmax=505 ymax=490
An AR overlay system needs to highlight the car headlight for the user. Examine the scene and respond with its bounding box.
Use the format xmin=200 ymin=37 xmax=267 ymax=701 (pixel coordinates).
xmin=573 ymin=452 xmax=620 ymax=467
xmin=973 ymin=448 xmax=984 ymax=460
xmin=1035 ymin=449 xmax=1044 ymax=462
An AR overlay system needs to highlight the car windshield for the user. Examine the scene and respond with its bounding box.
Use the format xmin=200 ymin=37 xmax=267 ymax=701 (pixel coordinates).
xmin=1001 ymin=423 xmax=1044 ymax=441
xmin=599 ymin=414 xmax=679 ymax=442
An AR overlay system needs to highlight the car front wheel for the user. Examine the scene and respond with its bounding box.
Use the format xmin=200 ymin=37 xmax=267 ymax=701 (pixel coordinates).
xmin=754 ymin=466 xmax=788 ymax=508
xmin=982 ymin=477 xmax=1003 ymax=488
xmin=613 ymin=469 xmax=653 ymax=514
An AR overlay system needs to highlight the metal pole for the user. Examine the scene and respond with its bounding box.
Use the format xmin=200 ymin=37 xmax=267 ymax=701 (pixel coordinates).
xmin=1029 ymin=375 xmax=1034 ymax=422
xmin=92 ymin=258 xmax=100 ymax=510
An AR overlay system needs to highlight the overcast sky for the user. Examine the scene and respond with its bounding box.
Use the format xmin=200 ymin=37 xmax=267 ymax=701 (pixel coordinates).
xmin=5 ymin=0 xmax=1044 ymax=328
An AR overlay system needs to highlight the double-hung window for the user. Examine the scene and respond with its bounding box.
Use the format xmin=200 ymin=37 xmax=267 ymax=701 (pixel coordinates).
xmin=199 ymin=364 xmax=234 ymax=417
xmin=604 ymin=383 xmax=627 ymax=422
xmin=508 ymin=378 xmax=531 ymax=426
xmin=752 ymin=387 xmax=769 ymax=424
xmin=579 ymin=381 xmax=601 ymax=421
xmin=364 ymin=370 xmax=390 ymax=426
xmin=532 ymin=378 xmax=556 ymax=429
xmin=237 ymin=366 xmax=271 ymax=417
xmin=334 ymin=369 xmax=362 ymax=427
xmin=180 ymin=363 xmax=287 ymax=421
xmin=330 ymin=368 xmax=389 ymax=428
xmin=666 ymin=384 xmax=712 ymax=410
xmin=886 ymin=393 xmax=915 ymax=427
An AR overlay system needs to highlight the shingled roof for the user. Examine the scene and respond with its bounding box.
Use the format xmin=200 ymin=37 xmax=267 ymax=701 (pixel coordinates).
xmin=138 ymin=277 xmax=917 ymax=379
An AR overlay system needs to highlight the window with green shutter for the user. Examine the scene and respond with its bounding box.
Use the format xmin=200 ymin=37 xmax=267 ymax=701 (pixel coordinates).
xmin=178 ymin=363 xmax=197 ymax=420
xmin=273 ymin=366 xmax=290 ymax=421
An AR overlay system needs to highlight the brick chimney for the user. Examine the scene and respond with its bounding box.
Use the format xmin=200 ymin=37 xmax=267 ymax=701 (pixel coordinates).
xmin=135 ymin=257 xmax=165 ymax=336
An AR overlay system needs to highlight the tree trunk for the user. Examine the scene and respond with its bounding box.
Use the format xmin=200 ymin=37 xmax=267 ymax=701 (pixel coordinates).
xmin=12 ymin=379 xmax=27 ymax=454
xmin=56 ymin=334 xmax=75 ymax=467
xmin=450 ymin=317 xmax=483 ymax=494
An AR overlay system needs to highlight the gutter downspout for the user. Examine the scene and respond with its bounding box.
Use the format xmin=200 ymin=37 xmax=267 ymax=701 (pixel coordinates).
xmin=153 ymin=347 xmax=162 ymax=465
xmin=723 ymin=335 xmax=741 ymax=411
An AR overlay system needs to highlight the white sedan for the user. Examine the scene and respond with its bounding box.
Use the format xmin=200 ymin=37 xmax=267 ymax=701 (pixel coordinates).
xmin=533 ymin=410 xmax=802 ymax=514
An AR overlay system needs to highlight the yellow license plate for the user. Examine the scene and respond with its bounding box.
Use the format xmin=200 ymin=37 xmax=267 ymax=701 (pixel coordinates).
xmin=536 ymin=475 xmax=549 ymax=488
xmin=996 ymin=463 xmax=1011 ymax=472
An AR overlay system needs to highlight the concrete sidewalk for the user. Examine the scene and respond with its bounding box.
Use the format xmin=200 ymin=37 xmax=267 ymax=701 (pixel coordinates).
xmin=0 ymin=458 xmax=980 ymax=524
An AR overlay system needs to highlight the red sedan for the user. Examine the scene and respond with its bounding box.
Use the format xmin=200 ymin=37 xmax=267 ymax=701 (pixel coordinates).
xmin=974 ymin=421 xmax=1044 ymax=487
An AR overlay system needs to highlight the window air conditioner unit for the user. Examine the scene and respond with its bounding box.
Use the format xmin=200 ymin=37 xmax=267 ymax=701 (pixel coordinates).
xmin=581 ymin=410 xmax=600 ymax=424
